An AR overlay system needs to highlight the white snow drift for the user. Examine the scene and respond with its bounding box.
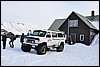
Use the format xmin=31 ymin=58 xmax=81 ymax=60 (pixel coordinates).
xmin=1 ymin=34 xmax=99 ymax=66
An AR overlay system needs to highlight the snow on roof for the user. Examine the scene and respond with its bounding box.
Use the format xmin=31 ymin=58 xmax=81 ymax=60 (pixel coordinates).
xmin=90 ymin=21 xmax=99 ymax=30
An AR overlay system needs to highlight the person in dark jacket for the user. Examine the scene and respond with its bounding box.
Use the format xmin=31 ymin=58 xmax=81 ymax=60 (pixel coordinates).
xmin=20 ymin=33 xmax=25 ymax=45
xmin=9 ymin=34 xmax=15 ymax=48
xmin=2 ymin=34 xmax=7 ymax=49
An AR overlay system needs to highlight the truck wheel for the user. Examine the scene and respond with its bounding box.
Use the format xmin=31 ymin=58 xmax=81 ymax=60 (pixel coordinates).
xmin=57 ymin=42 xmax=64 ymax=52
xmin=21 ymin=44 xmax=31 ymax=52
xmin=37 ymin=44 xmax=47 ymax=55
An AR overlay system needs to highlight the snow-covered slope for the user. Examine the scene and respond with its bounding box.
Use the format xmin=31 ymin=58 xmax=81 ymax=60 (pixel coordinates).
xmin=1 ymin=22 xmax=41 ymax=35
xmin=1 ymin=34 xmax=99 ymax=66
xmin=1 ymin=22 xmax=21 ymax=35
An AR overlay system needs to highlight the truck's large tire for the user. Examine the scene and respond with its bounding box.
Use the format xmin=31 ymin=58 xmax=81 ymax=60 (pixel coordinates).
xmin=21 ymin=44 xmax=31 ymax=52
xmin=37 ymin=44 xmax=47 ymax=55
xmin=57 ymin=42 xmax=64 ymax=52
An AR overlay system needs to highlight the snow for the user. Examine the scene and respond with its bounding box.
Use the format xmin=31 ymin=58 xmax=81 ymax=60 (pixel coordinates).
xmin=1 ymin=20 xmax=99 ymax=66
xmin=90 ymin=34 xmax=99 ymax=46
xmin=1 ymin=22 xmax=21 ymax=35
xmin=1 ymin=34 xmax=99 ymax=66
xmin=1 ymin=20 xmax=99 ymax=36
xmin=90 ymin=21 xmax=99 ymax=30
xmin=1 ymin=22 xmax=42 ymax=35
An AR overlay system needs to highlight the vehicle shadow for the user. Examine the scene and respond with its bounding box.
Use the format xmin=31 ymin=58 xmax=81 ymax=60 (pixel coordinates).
xmin=29 ymin=49 xmax=37 ymax=54
xmin=47 ymin=48 xmax=57 ymax=52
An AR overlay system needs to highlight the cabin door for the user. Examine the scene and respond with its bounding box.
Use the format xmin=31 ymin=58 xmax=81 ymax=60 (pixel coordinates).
xmin=71 ymin=34 xmax=76 ymax=44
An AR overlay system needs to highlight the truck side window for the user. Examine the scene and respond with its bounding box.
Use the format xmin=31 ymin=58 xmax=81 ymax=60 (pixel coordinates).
xmin=58 ymin=33 xmax=63 ymax=37
xmin=52 ymin=33 xmax=57 ymax=38
xmin=46 ymin=34 xmax=51 ymax=38
xmin=46 ymin=33 xmax=51 ymax=38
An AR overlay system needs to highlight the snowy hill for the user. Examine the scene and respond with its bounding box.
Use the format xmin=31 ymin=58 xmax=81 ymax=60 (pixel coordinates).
xmin=1 ymin=22 xmax=21 ymax=35
xmin=1 ymin=22 xmax=42 ymax=35
xmin=1 ymin=33 xmax=99 ymax=66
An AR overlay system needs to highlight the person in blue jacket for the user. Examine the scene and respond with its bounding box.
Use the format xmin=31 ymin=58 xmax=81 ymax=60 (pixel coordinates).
xmin=20 ymin=33 xmax=25 ymax=45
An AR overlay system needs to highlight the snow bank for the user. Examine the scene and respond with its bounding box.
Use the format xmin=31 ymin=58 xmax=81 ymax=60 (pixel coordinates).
xmin=1 ymin=35 xmax=99 ymax=66
xmin=90 ymin=34 xmax=99 ymax=46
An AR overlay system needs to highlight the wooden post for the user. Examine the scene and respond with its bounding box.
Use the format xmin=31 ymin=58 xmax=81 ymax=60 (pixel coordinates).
xmin=68 ymin=19 xmax=69 ymax=43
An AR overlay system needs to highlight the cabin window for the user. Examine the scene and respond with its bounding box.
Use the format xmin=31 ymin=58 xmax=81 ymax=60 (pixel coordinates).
xmin=80 ymin=34 xmax=84 ymax=41
xmin=90 ymin=31 xmax=95 ymax=35
xmin=69 ymin=20 xmax=78 ymax=27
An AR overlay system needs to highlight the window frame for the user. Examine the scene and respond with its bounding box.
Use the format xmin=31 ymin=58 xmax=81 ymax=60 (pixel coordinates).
xmin=80 ymin=34 xmax=84 ymax=41
xmin=46 ymin=32 xmax=51 ymax=38
xmin=69 ymin=20 xmax=78 ymax=27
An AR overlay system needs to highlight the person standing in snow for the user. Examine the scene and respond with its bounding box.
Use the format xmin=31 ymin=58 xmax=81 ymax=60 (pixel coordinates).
xmin=9 ymin=33 xmax=15 ymax=48
xmin=2 ymin=33 xmax=7 ymax=49
xmin=27 ymin=30 xmax=32 ymax=36
xmin=20 ymin=33 xmax=25 ymax=45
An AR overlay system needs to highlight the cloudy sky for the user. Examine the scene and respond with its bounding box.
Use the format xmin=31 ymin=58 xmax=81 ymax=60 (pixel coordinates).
xmin=1 ymin=1 xmax=99 ymax=29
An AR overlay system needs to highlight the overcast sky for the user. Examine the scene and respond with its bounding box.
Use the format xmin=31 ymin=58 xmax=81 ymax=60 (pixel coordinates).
xmin=1 ymin=1 xmax=99 ymax=29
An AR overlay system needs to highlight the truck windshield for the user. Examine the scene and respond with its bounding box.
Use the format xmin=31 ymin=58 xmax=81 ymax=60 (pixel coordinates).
xmin=32 ymin=30 xmax=46 ymax=37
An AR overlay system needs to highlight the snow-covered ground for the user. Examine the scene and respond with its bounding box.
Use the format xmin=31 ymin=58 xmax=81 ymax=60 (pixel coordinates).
xmin=1 ymin=34 xmax=99 ymax=66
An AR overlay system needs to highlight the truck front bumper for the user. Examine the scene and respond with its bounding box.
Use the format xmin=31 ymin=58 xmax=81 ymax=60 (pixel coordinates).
xmin=23 ymin=42 xmax=39 ymax=49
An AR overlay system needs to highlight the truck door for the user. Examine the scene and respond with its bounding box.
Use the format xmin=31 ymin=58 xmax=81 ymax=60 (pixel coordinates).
xmin=52 ymin=32 xmax=58 ymax=45
xmin=46 ymin=32 xmax=52 ymax=46
xmin=57 ymin=33 xmax=64 ymax=45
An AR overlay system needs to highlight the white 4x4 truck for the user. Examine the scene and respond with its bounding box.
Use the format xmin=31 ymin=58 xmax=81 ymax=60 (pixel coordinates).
xmin=21 ymin=30 xmax=66 ymax=55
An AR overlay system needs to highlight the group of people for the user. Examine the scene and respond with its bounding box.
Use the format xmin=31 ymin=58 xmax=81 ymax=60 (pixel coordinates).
xmin=2 ymin=32 xmax=25 ymax=49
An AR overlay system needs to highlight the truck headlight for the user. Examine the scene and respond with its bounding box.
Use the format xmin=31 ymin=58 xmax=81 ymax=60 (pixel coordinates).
xmin=38 ymin=40 xmax=40 ymax=42
xmin=32 ymin=41 xmax=35 ymax=44
xmin=35 ymin=40 xmax=40 ymax=43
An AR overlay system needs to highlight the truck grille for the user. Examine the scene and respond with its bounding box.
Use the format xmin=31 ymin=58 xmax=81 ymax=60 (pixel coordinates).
xmin=27 ymin=39 xmax=35 ymax=44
